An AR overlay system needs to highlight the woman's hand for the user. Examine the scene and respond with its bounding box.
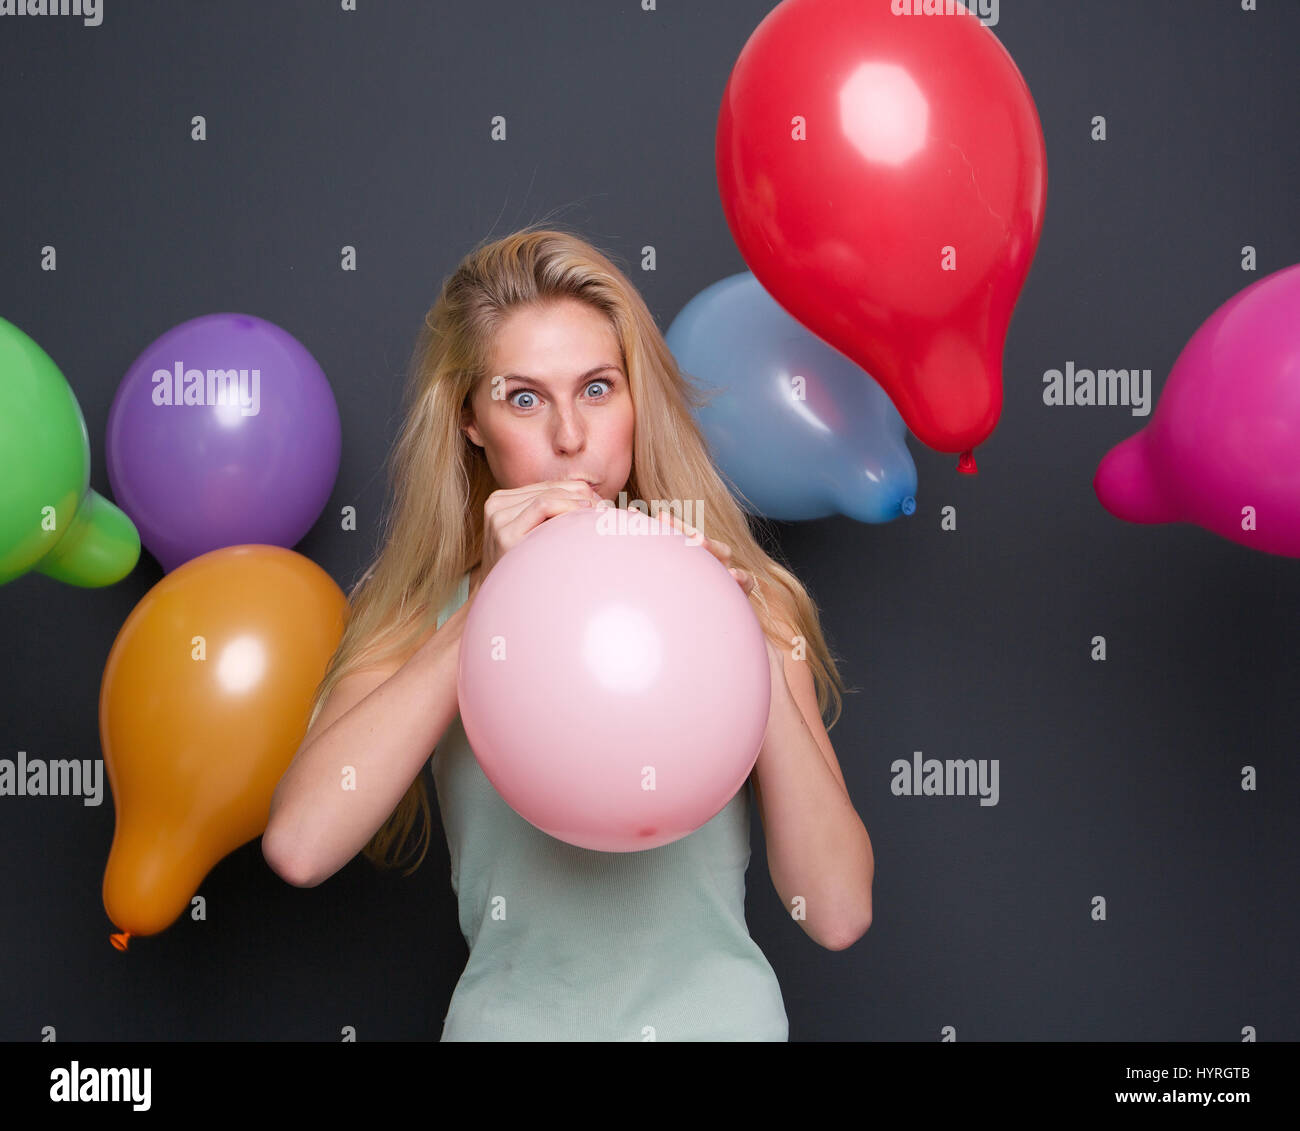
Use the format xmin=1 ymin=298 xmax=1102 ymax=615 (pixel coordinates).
xmin=647 ymin=509 xmax=782 ymax=703
xmin=647 ymin=509 xmax=756 ymax=596
xmin=479 ymin=478 xmax=602 ymax=585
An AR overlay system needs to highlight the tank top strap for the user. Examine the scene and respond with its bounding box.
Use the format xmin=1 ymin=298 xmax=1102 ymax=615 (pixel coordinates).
xmin=436 ymin=570 xmax=471 ymax=630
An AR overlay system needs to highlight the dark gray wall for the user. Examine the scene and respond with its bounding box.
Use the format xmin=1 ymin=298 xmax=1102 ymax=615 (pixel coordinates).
xmin=1 ymin=0 xmax=1296 ymax=1041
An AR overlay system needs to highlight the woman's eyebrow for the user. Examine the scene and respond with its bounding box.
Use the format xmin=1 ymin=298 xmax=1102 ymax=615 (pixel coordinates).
xmin=499 ymin=364 xmax=622 ymax=387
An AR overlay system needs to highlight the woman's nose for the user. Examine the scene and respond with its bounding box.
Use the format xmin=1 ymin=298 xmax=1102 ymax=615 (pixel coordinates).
xmin=552 ymin=412 xmax=586 ymax=449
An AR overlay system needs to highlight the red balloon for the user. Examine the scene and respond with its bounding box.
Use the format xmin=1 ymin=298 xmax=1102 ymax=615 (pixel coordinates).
xmin=716 ymin=0 xmax=1047 ymax=464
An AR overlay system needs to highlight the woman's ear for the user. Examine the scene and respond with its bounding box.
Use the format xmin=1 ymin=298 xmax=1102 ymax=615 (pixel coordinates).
xmin=461 ymin=402 xmax=482 ymax=448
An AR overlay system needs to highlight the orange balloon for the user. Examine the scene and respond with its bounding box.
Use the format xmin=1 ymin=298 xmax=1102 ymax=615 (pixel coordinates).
xmin=100 ymin=545 xmax=347 ymax=944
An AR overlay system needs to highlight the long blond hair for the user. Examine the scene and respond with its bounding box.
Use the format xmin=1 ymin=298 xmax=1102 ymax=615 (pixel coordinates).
xmin=306 ymin=223 xmax=853 ymax=875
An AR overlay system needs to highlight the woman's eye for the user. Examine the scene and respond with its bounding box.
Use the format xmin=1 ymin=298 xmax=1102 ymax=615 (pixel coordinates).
xmin=508 ymin=381 xmax=611 ymax=409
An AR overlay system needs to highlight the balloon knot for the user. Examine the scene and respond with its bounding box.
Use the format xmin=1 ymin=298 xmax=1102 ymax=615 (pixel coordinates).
xmin=957 ymin=450 xmax=978 ymax=475
xmin=110 ymin=930 xmax=131 ymax=952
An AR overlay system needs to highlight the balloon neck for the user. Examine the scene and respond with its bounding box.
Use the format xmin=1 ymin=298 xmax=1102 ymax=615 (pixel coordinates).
xmin=957 ymin=450 xmax=978 ymax=475
xmin=36 ymin=488 xmax=140 ymax=587
xmin=110 ymin=930 xmax=131 ymax=952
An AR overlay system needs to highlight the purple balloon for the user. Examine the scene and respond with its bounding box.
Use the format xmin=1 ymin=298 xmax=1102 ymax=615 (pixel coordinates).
xmin=106 ymin=313 xmax=341 ymax=572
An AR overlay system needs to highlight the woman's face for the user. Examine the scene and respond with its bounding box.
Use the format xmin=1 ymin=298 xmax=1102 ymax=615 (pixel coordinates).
xmin=462 ymin=298 xmax=634 ymax=502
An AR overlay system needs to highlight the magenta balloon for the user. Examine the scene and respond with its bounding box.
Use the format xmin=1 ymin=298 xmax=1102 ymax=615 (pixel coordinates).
xmin=457 ymin=505 xmax=771 ymax=853
xmin=1095 ymin=263 xmax=1300 ymax=558
xmin=106 ymin=313 xmax=341 ymax=572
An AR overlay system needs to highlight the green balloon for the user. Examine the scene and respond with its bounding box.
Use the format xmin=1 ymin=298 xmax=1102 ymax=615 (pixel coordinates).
xmin=0 ymin=316 xmax=139 ymax=587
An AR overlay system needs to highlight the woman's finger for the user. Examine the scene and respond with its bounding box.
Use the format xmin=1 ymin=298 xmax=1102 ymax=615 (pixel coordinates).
xmin=651 ymin=509 xmax=730 ymax=563
xmin=728 ymin=567 xmax=756 ymax=594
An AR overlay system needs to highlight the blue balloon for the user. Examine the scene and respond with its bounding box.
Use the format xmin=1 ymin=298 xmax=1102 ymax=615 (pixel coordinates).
xmin=666 ymin=272 xmax=917 ymax=523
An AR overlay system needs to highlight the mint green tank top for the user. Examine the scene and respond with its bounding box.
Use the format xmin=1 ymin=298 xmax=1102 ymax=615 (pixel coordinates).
xmin=431 ymin=569 xmax=788 ymax=1041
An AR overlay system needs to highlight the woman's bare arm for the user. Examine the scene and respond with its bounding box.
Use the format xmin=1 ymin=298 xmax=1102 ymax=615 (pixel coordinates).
xmin=263 ymin=481 xmax=596 ymax=887
xmin=262 ymin=596 xmax=472 ymax=888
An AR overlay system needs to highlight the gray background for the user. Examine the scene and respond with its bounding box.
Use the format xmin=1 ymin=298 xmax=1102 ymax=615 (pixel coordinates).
xmin=1 ymin=0 xmax=1296 ymax=1041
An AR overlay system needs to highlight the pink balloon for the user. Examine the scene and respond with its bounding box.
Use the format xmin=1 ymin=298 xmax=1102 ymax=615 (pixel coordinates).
xmin=457 ymin=505 xmax=771 ymax=852
xmin=1095 ymin=263 xmax=1300 ymax=558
